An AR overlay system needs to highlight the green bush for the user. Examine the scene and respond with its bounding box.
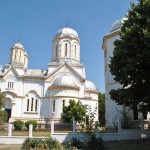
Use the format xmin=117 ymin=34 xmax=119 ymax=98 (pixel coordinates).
xmin=21 ymin=137 xmax=64 ymax=150
xmin=64 ymin=137 xmax=80 ymax=150
xmin=25 ymin=120 xmax=37 ymax=130
xmin=0 ymin=110 xmax=8 ymax=124
xmin=14 ymin=120 xmax=24 ymax=131
xmin=87 ymin=134 xmax=104 ymax=150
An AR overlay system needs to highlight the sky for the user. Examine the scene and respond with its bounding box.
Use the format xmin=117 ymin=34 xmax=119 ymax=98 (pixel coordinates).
xmin=0 ymin=0 xmax=137 ymax=93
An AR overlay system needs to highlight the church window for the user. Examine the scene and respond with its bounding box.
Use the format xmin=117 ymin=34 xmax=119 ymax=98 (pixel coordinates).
xmin=56 ymin=45 xmax=58 ymax=58
xmin=62 ymin=100 xmax=65 ymax=110
xmin=53 ymin=100 xmax=55 ymax=112
xmin=26 ymin=97 xmax=38 ymax=112
xmin=65 ymin=43 xmax=68 ymax=56
xmin=31 ymin=98 xmax=34 ymax=111
xmin=35 ymin=99 xmax=38 ymax=112
xmin=19 ymin=51 xmax=21 ymax=61
xmin=8 ymin=82 xmax=14 ymax=89
xmin=27 ymin=99 xmax=29 ymax=111
xmin=75 ymin=45 xmax=77 ymax=59
xmin=15 ymin=51 xmax=17 ymax=60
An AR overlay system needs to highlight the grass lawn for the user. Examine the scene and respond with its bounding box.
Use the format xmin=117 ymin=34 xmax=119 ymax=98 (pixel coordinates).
xmin=0 ymin=130 xmax=50 ymax=137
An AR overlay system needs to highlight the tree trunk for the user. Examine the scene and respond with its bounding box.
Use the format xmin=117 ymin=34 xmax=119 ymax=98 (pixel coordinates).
xmin=133 ymin=105 xmax=138 ymax=120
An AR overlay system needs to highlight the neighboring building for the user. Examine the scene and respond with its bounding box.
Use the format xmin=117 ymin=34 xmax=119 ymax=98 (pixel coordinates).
xmin=0 ymin=27 xmax=99 ymax=124
xmin=102 ymin=18 xmax=134 ymax=127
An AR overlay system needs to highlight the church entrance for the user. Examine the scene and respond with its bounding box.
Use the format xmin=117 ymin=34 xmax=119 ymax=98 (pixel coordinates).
xmin=5 ymin=109 xmax=11 ymax=122
xmin=4 ymin=98 xmax=12 ymax=122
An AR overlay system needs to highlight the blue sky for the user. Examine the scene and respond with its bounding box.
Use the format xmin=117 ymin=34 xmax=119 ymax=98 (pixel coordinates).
xmin=0 ymin=0 xmax=137 ymax=93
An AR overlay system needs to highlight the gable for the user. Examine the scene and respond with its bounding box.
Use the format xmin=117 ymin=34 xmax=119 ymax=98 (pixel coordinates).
xmin=46 ymin=63 xmax=85 ymax=83
xmin=3 ymin=68 xmax=19 ymax=82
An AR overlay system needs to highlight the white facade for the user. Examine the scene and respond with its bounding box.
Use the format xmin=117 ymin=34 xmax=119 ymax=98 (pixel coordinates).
xmin=102 ymin=19 xmax=134 ymax=126
xmin=0 ymin=27 xmax=99 ymax=123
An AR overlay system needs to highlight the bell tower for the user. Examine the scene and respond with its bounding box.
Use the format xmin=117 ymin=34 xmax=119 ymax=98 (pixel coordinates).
xmin=52 ymin=27 xmax=80 ymax=64
xmin=10 ymin=42 xmax=28 ymax=69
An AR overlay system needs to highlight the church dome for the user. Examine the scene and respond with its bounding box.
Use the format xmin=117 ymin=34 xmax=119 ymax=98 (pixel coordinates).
xmin=85 ymin=80 xmax=97 ymax=91
xmin=13 ymin=42 xmax=24 ymax=50
xmin=55 ymin=27 xmax=78 ymax=38
xmin=51 ymin=73 xmax=78 ymax=88
xmin=110 ymin=18 xmax=127 ymax=32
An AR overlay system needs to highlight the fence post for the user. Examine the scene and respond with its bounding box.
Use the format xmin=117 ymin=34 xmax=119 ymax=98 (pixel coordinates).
xmin=73 ymin=121 xmax=76 ymax=134
xmin=141 ymin=116 xmax=144 ymax=130
xmin=8 ymin=124 xmax=12 ymax=137
xmin=118 ymin=117 xmax=121 ymax=133
xmin=29 ymin=124 xmax=33 ymax=138
xmin=51 ymin=121 xmax=54 ymax=134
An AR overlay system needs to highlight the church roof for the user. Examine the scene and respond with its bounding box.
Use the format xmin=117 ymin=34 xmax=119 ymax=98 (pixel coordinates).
xmin=51 ymin=73 xmax=79 ymax=88
xmin=110 ymin=18 xmax=127 ymax=32
xmin=85 ymin=80 xmax=98 ymax=91
xmin=55 ymin=27 xmax=78 ymax=38
xmin=12 ymin=42 xmax=25 ymax=50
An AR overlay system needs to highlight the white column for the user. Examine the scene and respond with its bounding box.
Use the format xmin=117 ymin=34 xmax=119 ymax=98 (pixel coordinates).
xmin=51 ymin=121 xmax=54 ymax=134
xmin=29 ymin=124 xmax=33 ymax=138
xmin=73 ymin=121 xmax=76 ymax=134
xmin=8 ymin=124 xmax=13 ymax=137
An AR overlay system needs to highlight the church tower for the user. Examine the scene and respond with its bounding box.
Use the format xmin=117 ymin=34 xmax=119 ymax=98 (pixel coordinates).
xmin=52 ymin=27 xmax=80 ymax=64
xmin=10 ymin=42 xmax=28 ymax=69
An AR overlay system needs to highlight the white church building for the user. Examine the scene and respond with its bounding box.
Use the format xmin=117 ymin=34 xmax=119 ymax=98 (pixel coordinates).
xmin=102 ymin=18 xmax=134 ymax=127
xmin=103 ymin=18 xmax=150 ymax=127
xmin=0 ymin=27 xmax=99 ymax=124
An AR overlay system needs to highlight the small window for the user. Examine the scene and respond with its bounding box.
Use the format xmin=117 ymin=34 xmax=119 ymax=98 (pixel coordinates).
xmin=62 ymin=100 xmax=65 ymax=110
xmin=8 ymin=82 xmax=14 ymax=89
xmin=65 ymin=43 xmax=67 ymax=56
xmin=75 ymin=45 xmax=77 ymax=59
xmin=35 ymin=99 xmax=38 ymax=112
xmin=53 ymin=100 xmax=55 ymax=112
xmin=31 ymin=98 xmax=34 ymax=111
xmin=56 ymin=45 xmax=58 ymax=58
xmin=27 ymin=99 xmax=29 ymax=111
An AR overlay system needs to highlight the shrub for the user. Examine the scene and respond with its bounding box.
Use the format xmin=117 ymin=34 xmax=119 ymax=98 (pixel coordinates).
xmin=25 ymin=120 xmax=37 ymax=130
xmin=14 ymin=120 xmax=24 ymax=131
xmin=87 ymin=134 xmax=104 ymax=150
xmin=64 ymin=137 xmax=80 ymax=149
xmin=0 ymin=110 xmax=8 ymax=124
xmin=21 ymin=137 xmax=64 ymax=150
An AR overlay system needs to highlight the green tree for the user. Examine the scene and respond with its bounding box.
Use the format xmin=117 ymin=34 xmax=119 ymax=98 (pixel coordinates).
xmin=0 ymin=92 xmax=7 ymax=124
xmin=98 ymin=93 xmax=105 ymax=126
xmin=109 ymin=0 xmax=150 ymax=119
xmin=61 ymin=100 xmax=87 ymax=123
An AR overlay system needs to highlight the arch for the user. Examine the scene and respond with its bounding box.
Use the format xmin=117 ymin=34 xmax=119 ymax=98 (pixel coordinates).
xmin=24 ymin=90 xmax=40 ymax=112
xmin=25 ymin=90 xmax=41 ymax=98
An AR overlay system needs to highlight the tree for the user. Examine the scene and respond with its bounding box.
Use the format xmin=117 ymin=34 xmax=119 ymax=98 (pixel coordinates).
xmin=61 ymin=100 xmax=87 ymax=123
xmin=0 ymin=92 xmax=7 ymax=124
xmin=109 ymin=0 xmax=150 ymax=119
xmin=98 ymin=93 xmax=105 ymax=126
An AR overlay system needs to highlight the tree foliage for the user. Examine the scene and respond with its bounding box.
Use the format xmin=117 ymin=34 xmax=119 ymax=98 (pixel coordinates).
xmin=61 ymin=100 xmax=87 ymax=123
xmin=109 ymin=0 xmax=150 ymax=119
xmin=0 ymin=92 xmax=7 ymax=124
xmin=98 ymin=93 xmax=105 ymax=126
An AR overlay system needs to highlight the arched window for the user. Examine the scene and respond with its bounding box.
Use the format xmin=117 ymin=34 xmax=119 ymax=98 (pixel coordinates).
xmin=26 ymin=97 xmax=38 ymax=112
xmin=74 ymin=45 xmax=77 ymax=59
xmin=62 ymin=100 xmax=65 ymax=110
xmin=65 ymin=43 xmax=68 ymax=56
xmin=56 ymin=45 xmax=58 ymax=58
xmin=27 ymin=99 xmax=29 ymax=111
xmin=53 ymin=100 xmax=55 ymax=112
xmin=19 ymin=51 xmax=21 ymax=61
xmin=31 ymin=98 xmax=34 ymax=111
